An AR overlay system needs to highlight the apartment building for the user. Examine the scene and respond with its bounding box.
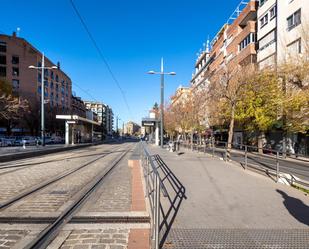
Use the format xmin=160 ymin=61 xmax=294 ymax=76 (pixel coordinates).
xmin=257 ymin=0 xmax=309 ymax=68
xmin=171 ymin=85 xmax=191 ymax=106
xmin=124 ymin=121 xmax=140 ymax=136
xmin=71 ymin=95 xmax=87 ymax=118
xmin=84 ymin=101 xmax=114 ymax=135
xmin=0 ymin=32 xmax=72 ymax=110
xmin=191 ymin=0 xmax=258 ymax=90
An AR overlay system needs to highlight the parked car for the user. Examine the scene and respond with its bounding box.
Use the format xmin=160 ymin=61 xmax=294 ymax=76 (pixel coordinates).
xmin=22 ymin=136 xmax=37 ymax=146
xmin=0 ymin=137 xmax=14 ymax=146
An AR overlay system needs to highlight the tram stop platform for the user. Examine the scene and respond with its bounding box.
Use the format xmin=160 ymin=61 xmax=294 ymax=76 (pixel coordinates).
xmin=147 ymin=144 xmax=309 ymax=249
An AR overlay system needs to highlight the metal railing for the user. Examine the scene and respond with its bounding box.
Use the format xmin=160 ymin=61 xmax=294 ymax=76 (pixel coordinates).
xmin=179 ymin=141 xmax=309 ymax=187
xmin=140 ymin=142 xmax=186 ymax=249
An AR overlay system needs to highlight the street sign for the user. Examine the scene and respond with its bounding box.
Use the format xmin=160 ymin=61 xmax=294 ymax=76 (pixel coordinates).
xmin=142 ymin=121 xmax=155 ymax=127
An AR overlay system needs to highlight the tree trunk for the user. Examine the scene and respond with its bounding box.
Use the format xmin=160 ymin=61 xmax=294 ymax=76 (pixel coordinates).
xmin=227 ymin=106 xmax=235 ymax=159
xmin=257 ymin=131 xmax=265 ymax=154
xmin=190 ymin=130 xmax=194 ymax=150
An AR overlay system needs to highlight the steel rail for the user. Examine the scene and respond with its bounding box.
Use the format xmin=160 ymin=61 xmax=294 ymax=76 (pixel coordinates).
xmin=23 ymin=148 xmax=130 ymax=249
xmin=0 ymin=150 xmax=118 ymax=210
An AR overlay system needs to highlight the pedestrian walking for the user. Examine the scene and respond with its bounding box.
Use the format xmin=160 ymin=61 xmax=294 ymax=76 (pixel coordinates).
xmin=294 ymin=142 xmax=299 ymax=158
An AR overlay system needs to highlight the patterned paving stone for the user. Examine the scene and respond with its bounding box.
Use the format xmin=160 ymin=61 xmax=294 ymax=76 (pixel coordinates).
xmin=0 ymin=147 xmax=114 ymax=204
xmin=60 ymin=229 xmax=129 ymax=249
xmin=0 ymin=230 xmax=28 ymax=249
xmin=4 ymin=150 xmax=125 ymax=213
xmin=79 ymin=153 xmax=132 ymax=212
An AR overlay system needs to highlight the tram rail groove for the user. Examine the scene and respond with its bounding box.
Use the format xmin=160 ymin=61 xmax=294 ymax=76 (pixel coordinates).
xmin=23 ymin=148 xmax=130 ymax=249
xmin=0 ymin=151 xmax=114 ymax=210
xmin=0 ymin=149 xmax=127 ymax=177
xmin=0 ymin=148 xmax=118 ymax=170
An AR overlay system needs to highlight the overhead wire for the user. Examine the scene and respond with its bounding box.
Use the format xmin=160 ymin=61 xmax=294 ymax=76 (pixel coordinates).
xmin=69 ymin=0 xmax=132 ymax=117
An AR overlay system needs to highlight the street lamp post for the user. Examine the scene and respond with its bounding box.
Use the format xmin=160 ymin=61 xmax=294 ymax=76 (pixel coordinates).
xmin=29 ymin=53 xmax=58 ymax=146
xmin=147 ymin=58 xmax=176 ymax=148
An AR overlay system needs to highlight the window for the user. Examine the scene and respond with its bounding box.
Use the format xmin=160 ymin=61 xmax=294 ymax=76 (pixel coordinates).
xmin=12 ymin=67 xmax=19 ymax=77
xmin=260 ymin=14 xmax=268 ymax=28
xmin=12 ymin=79 xmax=19 ymax=90
xmin=56 ymin=74 xmax=59 ymax=82
xmin=0 ymin=66 xmax=6 ymax=77
xmin=287 ymin=39 xmax=301 ymax=55
xmin=259 ymin=0 xmax=268 ymax=7
xmin=51 ymin=71 xmax=54 ymax=79
xmin=38 ymin=61 xmax=42 ymax=67
xmin=38 ymin=73 xmax=42 ymax=82
xmin=270 ymin=5 xmax=277 ymax=19
xmin=44 ymin=80 xmax=48 ymax=87
xmin=50 ymin=81 xmax=54 ymax=89
xmin=259 ymin=30 xmax=276 ymax=51
xmin=38 ymin=85 xmax=42 ymax=94
xmin=44 ymin=68 xmax=49 ymax=78
xmin=0 ymin=42 xmax=6 ymax=53
xmin=239 ymin=33 xmax=256 ymax=51
xmin=11 ymin=56 xmax=19 ymax=64
xmin=287 ymin=9 xmax=301 ymax=31
xmin=0 ymin=55 xmax=6 ymax=64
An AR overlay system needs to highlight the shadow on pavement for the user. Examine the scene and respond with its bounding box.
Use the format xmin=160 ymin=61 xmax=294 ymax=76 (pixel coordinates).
xmin=152 ymin=155 xmax=187 ymax=248
xmin=276 ymin=189 xmax=309 ymax=226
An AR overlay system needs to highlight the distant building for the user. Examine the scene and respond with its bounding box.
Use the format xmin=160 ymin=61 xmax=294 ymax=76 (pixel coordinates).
xmin=124 ymin=121 xmax=140 ymax=136
xmin=171 ymin=85 xmax=191 ymax=106
xmin=71 ymin=95 xmax=87 ymax=118
xmin=84 ymin=101 xmax=114 ymax=135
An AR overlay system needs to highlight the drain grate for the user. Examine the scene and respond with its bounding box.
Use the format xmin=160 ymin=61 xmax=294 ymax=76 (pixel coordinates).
xmin=163 ymin=229 xmax=309 ymax=249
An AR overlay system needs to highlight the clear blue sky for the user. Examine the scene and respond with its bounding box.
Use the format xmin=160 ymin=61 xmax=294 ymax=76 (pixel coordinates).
xmin=1 ymin=0 xmax=241 ymax=125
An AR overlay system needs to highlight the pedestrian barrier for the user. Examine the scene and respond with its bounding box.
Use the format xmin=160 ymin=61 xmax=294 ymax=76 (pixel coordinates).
xmin=179 ymin=141 xmax=309 ymax=189
xmin=140 ymin=142 xmax=186 ymax=249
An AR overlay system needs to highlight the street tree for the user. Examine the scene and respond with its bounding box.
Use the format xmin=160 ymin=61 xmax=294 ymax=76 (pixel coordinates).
xmin=0 ymin=79 xmax=28 ymax=134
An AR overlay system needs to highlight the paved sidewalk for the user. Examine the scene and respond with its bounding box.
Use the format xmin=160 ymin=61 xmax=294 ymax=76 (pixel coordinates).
xmin=147 ymin=145 xmax=309 ymax=248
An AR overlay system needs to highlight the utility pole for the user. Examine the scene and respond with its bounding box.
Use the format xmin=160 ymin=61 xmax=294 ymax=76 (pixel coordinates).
xmin=147 ymin=58 xmax=176 ymax=148
xmin=29 ymin=53 xmax=57 ymax=146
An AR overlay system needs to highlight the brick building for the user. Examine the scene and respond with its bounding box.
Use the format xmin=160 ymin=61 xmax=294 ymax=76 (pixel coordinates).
xmin=0 ymin=32 xmax=72 ymax=135
xmin=0 ymin=32 xmax=72 ymax=110
xmin=191 ymin=0 xmax=258 ymax=92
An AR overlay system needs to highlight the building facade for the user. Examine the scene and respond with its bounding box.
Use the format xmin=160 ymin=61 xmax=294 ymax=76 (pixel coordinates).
xmin=84 ymin=101 xmax=114 ymax=135
xmin=257 ymin=0 xmax=309 ymax=68
xmin=71 ymin=95 xmax=87 ymax=118
xmin=171 ymin=85 xmax=191 ymax=106
xmin=0 ymin=32 xmax=72 ymax=135
xmin=0 ymin=32 xmax=72 ymax=110
xmin=124 ymin=121 xmax=141 ymax=136
xmin=191 ymin=0 xmax=258 ymax=91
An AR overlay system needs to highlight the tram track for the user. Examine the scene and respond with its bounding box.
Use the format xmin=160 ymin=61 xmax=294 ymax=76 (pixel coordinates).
xmin=0 ymin=144 xmax=125 ymax=208
xmin=20 ymin=148 xmax=130 ymax=249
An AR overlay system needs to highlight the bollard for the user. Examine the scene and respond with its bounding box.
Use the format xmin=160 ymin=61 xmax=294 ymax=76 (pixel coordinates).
xmin=212 ymin=141 xmax=215 ymax=157
xmin=22 ymin=140 xmax=26 ymax=149
xmin=276 ymin=152 xmax=280 ymax=182
xmin=244 ymin=145 xmax=247 ymax=168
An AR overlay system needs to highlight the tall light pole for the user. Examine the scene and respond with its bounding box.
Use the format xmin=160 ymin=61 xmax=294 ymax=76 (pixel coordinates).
xmin=147 ymin=58 xmax=176 ymax=148
xmin=116 ymin=116 xmax=121 ymax=136
xmin=29 ymin=53 xmax=58 ymax=146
